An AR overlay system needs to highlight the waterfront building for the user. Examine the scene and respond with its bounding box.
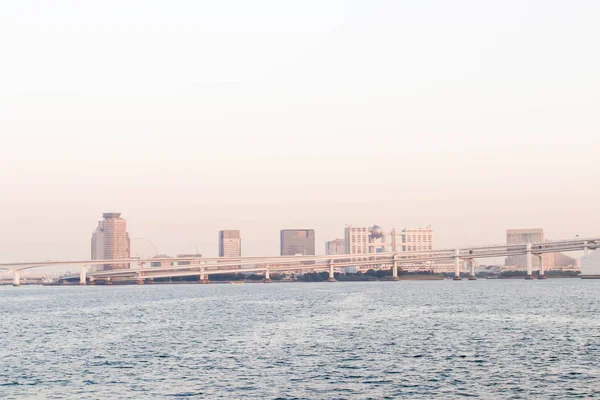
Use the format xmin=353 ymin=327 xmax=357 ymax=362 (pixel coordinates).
xmin=505 ymin=229 xmax=544 ymax=268
xmin=326 ymin=238 xmax=345 ymax=255
xmin=400 ymin=227 xmax=434 ymax=252
xmin=344 ymin=226 xmax=369 ymax=254
xmin=219 ymin=230 xmax=241 ymax=257
xmin=345 ymin=225 xmax=395 ymax=254
xmin=543 ymin=251 xmax=577 ymax=270
xmin=91 ymin=213 xmax=130 ymax=271
xmin=280 ymin=229 xmax=315 ymax=256
xmin=581 ymin=251 xmax=600 ymax=278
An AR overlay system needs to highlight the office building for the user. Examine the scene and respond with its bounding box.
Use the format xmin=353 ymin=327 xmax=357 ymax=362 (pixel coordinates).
xmin=91 ymin=213 xmax=130 ymax=271
xmin=219 ymin=230 xmax=242 ymax=257
xmin=280 ymin=229 xmax=315 ymax=256
xmin=344 ymin=225 xmax=395 ymax=254
xmin=505 ymin=229 xmax=544 ymax=268
xmin=581 ymin=251 xmax=600 ymax=278
xmin=326 ymin=239 xmax=346 ymax=255
xmin=401 ymin=227 xmax=434 ymax=252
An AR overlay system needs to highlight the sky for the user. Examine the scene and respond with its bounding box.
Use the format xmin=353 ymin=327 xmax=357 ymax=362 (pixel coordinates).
xmin=1 ymin=1 xmax=600 ymax=273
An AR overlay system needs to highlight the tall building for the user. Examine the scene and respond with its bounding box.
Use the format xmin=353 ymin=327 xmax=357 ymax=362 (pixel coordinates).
xmin=326 ymin=238 xmax=345 ymax=255
xmin=505 ymin=229 xmax=544 ymax=268
xmin=401 ymin=227 xmax=434 ymax=252
xmin=280 ymin=229 xmax=315 ymax=256
xmin=219 ymin=230 xmax=241 ymax=257
xmin=345 ymin=226 xmax=369 ymax=254
xmin=91 ymin=213 xmax=130 ymax=271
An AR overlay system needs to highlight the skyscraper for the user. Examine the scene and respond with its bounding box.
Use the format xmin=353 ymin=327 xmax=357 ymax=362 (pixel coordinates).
xmin=219 ymin=230 xmax=241 ymax=257
xmin=280 ymin=229 xmax=315 ymax=256
xmin=91 ymin=213 xmax=130 ymax=271
xmin=505 ymin=228 xmax=544 ymax=268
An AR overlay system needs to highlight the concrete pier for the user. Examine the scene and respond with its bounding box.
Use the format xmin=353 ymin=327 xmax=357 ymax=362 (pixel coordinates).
xmin=538 ymin=254 xmax=546 ymax=279
xmin=328 ymin=260 xmax=336 ymax=282
xmin=80 ymin=265 xmax=87 ymax=286
xmin=12 ymin=270 xmax=20 ymax=287
xmin=525 ymin=243 xmax=534 ymax=279
xmin=264 ymin=266 xmax=272 ymax=283
xmin=392 ymin=254 xmax=399 ymax=281
xmin=453 ymin=249 xmax=462 ymax=280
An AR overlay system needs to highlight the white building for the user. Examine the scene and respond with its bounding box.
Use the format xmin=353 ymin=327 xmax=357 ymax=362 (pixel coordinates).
xmin=400 ymin=227 xmax=434 ymax=252
xmin=505 ymin=229 xmax=544 ymax=268
xmin=344 ymin=225 xmax=395 ymax=254
xmin=581 ymin=251 xmax=600 ymax=278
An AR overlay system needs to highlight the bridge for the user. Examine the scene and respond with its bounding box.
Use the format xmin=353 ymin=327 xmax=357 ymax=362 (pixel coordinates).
xmin=1 ymin=238 xmax=598 ymax=286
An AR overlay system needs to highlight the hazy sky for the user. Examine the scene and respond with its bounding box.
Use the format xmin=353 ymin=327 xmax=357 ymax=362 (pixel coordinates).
xmin=1 ymin=1 xmax=599 ymax=271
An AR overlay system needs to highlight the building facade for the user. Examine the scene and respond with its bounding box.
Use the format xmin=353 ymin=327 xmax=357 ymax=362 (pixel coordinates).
xmin=91 ymin=213 xmax=131 ymax=271
xmin=280 ymin=229 xmax=315 ymax=256
xmin=581 ymin=251 xmax=600 ymax=278
xmin=400 ymin=227 xmax=434 ymax=252
xmin=326 ymin=238 xmax=346 ymax=255
xmin=219 ymin=230 xmax=241 ymax=257
xmin=344 ymin=225 xmax=396 ymax=254
xmin=504 ymin=229 xmax=544 ymax=268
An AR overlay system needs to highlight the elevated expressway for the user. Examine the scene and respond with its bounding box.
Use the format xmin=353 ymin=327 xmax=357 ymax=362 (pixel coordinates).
xmin=1 ymin=238 xmax=598 ymax=286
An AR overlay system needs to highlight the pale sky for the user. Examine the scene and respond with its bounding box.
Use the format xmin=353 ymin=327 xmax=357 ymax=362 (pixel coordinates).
xmin=1 ymin=1 xmax=599 ymax=272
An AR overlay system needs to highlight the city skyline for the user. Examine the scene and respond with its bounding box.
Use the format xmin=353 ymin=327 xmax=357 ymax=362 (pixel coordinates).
xmin=7 ymin=210 xmax=591 ymax=277
xmin=1 ymin=208 xmax=593 ymax=268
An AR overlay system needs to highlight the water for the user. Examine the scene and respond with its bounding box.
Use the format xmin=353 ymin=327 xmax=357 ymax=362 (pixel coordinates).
xmin=1 ymin=280 xmax=599 ymax=399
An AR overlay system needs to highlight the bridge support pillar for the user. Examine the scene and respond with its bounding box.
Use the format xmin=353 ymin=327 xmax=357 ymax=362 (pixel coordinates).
xmin=12 ymin=270 xmax=21 ymax=287
xmin=328 ymin=260 xmax=336 ymax=282
xmin=392 ymin=254 xmax=399 ymax=281
xmin=80 ymin=265 xmax=87 ymax=286
xmin=453 ymin=249 xmax=462 ymax=280
xmin=264 ymin=265 xmax=272 ymax=283
xmin=525 ymin=243 xmax=534 ymax=279
xmin=584 ymin=241 xmax=589 ymax=257
xmin=199 ymin=268 xmax=208 ymax=284
xmin=538 ymin=254 xmax=546 ymax=279
xmin=468 ymin=259 xmax=477 ymax=280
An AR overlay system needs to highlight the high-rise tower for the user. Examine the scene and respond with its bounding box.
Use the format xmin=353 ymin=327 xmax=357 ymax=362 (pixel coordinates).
xmin=219 ymin=230 xmax=241 ymax=257
xmin=91 ymin=213 xmax=130 ymax=270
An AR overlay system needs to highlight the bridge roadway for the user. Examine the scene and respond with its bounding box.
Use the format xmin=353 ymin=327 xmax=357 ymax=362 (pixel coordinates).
xmin=1 ymin=238 xmax=598 ymax=286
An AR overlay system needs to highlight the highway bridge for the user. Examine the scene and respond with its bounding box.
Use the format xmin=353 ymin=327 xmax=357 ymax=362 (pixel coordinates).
xmin=1 ymin=238 xmax=598 ymax=286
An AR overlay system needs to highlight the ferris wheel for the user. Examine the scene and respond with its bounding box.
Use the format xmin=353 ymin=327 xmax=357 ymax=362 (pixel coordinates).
xmin=130 ymin=237 xmax=159 ymax=259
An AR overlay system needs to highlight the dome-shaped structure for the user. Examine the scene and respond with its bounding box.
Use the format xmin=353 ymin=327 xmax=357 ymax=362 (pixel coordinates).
xmin=370 ymin=225 xmax=384 ymax=239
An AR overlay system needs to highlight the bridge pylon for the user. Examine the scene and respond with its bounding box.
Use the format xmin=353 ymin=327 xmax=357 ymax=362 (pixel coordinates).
xmin=327 ymin=260 xmax=336 ymax=282
xmin=453 ymin=249 xmax=463 ymax=280
xmin=12 ymin=270 xmax=20 ymax=287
